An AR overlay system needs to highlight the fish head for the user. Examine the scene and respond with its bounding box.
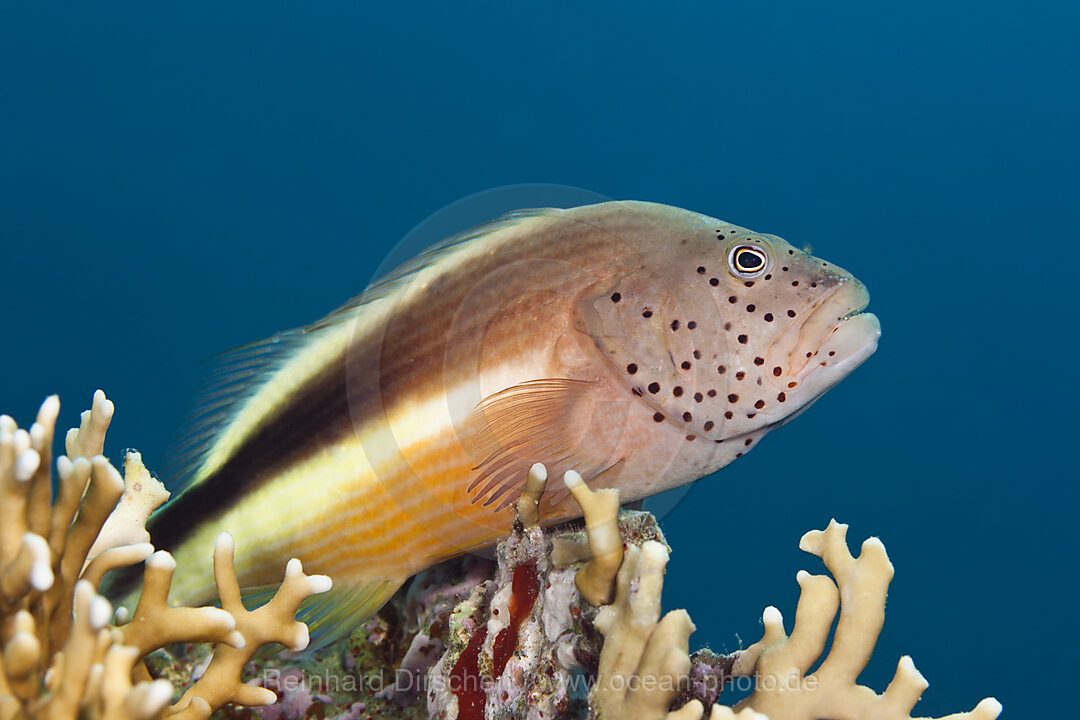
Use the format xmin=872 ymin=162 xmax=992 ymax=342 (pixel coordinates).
xmin=576 ymin=203 xmax=881 ymax=447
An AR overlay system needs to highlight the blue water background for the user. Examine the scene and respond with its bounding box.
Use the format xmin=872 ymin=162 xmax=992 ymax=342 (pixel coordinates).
xmin=2 ymin=2 xmax=1076 ymax=716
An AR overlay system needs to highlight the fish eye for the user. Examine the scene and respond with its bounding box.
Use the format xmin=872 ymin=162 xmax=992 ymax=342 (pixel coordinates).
xmin=728 ymin=245 xmax=768 ymax=278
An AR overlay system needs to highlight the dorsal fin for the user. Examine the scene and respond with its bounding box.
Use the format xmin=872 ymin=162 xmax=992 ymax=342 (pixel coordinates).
xmin=163 ymin=208 xmax=556 ymax=496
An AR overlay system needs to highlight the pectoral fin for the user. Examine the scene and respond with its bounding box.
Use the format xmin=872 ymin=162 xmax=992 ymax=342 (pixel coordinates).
xmin=464 ymin=378 xmax=622 ymax=511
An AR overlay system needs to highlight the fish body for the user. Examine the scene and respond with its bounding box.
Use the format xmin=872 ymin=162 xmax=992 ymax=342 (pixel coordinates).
xmin=129 ymin=201 xmax=880 ymax=628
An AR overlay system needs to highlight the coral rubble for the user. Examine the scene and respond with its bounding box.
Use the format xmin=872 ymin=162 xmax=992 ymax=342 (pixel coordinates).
xmin=0 ymin=393 xmax=330 ymax=720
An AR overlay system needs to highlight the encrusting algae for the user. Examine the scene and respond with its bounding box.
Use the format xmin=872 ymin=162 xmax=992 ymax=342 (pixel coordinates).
xmin=1 ymin=391 xmax=1001 ymax=720
xmin=0 ymin=392 xmax=331 ymax=720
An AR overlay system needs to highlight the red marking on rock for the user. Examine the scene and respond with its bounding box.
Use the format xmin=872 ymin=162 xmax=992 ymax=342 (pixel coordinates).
xmin=451 ymin=625 xmax=488 ymax=720
xmin=492 ymin=559 xmax=540 ymax=679
xmin=450 ymin=559 xmax=541 ymax=718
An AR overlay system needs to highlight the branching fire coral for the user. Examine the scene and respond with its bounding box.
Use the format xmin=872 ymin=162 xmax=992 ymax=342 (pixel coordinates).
xmin=584 ymin=514 xmax=1002 ymax=720
xmin=0 ymin=392 xmax=331 ymax=720
xmin=710 ymin=521 xmax=1002 ymax=720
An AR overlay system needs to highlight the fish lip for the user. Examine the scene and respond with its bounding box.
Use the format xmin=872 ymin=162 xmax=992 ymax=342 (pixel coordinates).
xmin=839 ymin=302 xmax=868 ymax=322
xmin=788 ymin=279 xmax=872 ymax=377
xmin=797 ymin=309 xmax=880 ymax=385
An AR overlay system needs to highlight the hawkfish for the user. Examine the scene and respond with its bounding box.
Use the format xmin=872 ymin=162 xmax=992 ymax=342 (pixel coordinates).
xmin=112 ymin=201 xmax=880 ymax=636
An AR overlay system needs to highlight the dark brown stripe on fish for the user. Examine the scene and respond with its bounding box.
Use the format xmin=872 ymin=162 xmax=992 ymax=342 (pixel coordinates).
xmin=148 ymin=354 xmax=352 ymax=549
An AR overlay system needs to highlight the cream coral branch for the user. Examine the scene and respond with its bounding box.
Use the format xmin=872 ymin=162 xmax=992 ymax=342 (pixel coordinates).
xmin=722 ymin=520 xmax=1002 ymax=720
xmin=87 ymin=453 xmax=170 ymax=568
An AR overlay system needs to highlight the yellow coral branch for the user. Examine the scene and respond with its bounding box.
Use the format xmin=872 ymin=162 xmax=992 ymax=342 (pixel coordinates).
xmin=24 ymin=396 xmax=59 ymax=542
xmin=516 ymin=463 xmax=548 ymax=529
xmin=117 ymin=551 xmax=241 ymax=657
xmin=1 ymin=534 xmax=52 ymax=603
xmin=590 ymin=541 xmax=694 ymax=720
xmin=168 ymin=533 xmax=332 ymax=720
xmin=727 ymin=520 xmax=1002 ymax=720
xmin=563 ymin=470 xmax=624 ymax=606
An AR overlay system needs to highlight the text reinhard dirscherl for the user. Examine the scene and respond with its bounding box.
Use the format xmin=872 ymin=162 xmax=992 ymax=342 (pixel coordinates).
xmin=260 ymin=667 xmax=817 ymax=698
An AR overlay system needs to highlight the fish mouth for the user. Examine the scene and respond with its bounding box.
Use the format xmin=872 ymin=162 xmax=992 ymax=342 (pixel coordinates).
xmin=782 ymin=279 xmax=880 ymax=379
